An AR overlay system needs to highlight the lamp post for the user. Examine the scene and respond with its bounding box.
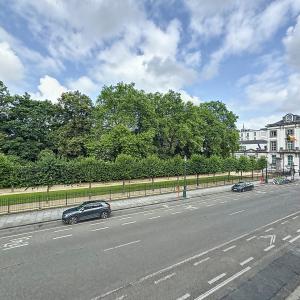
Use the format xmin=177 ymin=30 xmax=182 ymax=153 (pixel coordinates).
xmin=183 ymin=155 xmax=187 ymax=198
xmin=265 ymin=162 xmax=268 ymax=183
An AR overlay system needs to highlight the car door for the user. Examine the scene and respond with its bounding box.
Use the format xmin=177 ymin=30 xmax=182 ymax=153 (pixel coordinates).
xmin=80 ymin=203 xmax=98 ymax=220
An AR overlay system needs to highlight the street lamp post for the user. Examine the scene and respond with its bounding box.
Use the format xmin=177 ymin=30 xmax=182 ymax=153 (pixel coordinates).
xmin=265 ymin=162 xmax=268 ymax=184
xmin=183 ymin=155 xmax=187 ymax=198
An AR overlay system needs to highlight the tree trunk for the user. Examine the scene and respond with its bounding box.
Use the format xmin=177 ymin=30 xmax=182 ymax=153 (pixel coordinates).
xmin=197 ymin=174 xmax=199 ymax=186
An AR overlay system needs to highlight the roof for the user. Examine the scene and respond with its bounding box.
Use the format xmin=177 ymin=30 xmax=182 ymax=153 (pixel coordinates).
xmin=266 ymin=114 xmax=300 ymax=127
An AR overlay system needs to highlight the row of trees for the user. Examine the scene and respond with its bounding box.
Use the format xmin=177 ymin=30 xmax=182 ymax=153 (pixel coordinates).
xmin=0 ymin=81 xmax=240 ymax=162
xmin=0 ymin=151 xmax=267 ymax=190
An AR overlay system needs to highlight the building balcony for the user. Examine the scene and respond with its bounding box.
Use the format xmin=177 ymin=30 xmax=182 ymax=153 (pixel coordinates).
xmin=278 ymin=147 xmax=300 ymax=153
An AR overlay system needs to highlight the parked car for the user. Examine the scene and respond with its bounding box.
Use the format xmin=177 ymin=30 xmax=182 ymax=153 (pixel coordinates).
xmin=231 ymin=182 xmax=254 ymax=192
xmin=62 ymin=200 xmax=111 ymax=224
xmin=272 ymin=177 xmax=292 ymax=185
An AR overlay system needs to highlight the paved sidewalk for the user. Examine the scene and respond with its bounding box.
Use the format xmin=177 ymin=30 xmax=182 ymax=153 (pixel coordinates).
xmin=0 ymin=182 xmax=265 ymax=230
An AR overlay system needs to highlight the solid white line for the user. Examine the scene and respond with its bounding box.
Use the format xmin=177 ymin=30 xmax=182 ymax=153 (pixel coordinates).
xmin=195 ymin=267 xmax=251 ymax=300
xmin=289 ymin=235 xmax=300 ymax=243
xmin=264 ymin=245 xmax=275 ymax=252
xmin=282 ymin=235 xmax=292 ymax=241
xmin=176 ymin=293 xmax=190 ymax=300
xmin=240 ymin=257 xmax=254 ymax=266
xmin=194 ymin=257 xmax=210 ymax=266
xmin=53 ymin=228 xmax=72 ymax=233
xmin=265 ymin=228 xmax=273 ymax=232
xmin=223 ymin=245 xmax=236 ymax=252
xmin=103 ymin=240 xmax=140 ymax=252
xmin=121 ymin=221 xmax=136 ymax=226
xmin=281 ymin=220 xmax=289 ymax=225
xmin=246 ymin=236 xmax=256 ymax=241
xmin=208 ymin=273 xmax=227 ymax=285
xmin=154 ymin=272 xmax=176 ymax=284
xmin=53 ymin=234 xmax=72 ymax=240
xmin=292 ymin=216 xmax=299 ymax=220
xmin=229 ymin=210 xmax=245 ymax=216
xmin=91 ymin=226 xmax=109 ymax=232
xmin=2 ymin=243 xmax=29 ymax=251
xmin=148 ymin=216 xmax=161 ymax=220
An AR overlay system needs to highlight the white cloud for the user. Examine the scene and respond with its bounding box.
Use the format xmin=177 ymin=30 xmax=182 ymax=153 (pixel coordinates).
xmin=67 ymin=76 xmax=98 ymax=95
xmin=283 ymin=15 xmax=300 ymax=70
xmin=179 ymin=90 xmax=201 ymax=105
xmin=32 ymin=75 xmax=67 ymax=101
xmin=0 ymin=41 xmax=24 ymax=83
xmin=237 ymin=114 xmax=283 ymax=130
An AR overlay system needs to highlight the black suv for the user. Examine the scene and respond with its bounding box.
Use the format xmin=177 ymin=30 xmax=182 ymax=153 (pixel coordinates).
xmin=231 ymin=182 xmax=254 ymax=192
xmin=62 ymin=201 xmax=111 ymax=224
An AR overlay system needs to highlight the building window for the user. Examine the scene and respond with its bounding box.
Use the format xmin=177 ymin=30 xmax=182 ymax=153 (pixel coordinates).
xmin=287 ymin=141 xmax=294 ymax=150
xmin=286 ymin=129 xmax=294 ymax=136
xmin=270 ymin=141 xmax=277 ymax=151
xmin=287 ymin=155 xmax=293 ymax=166
xmin=270 ymin=130 xmax=277 ymax=137
xmin=254 ymin=132 xmax=256 ymax=136
xmin=272 ymin=155 xmax=276 ymax=165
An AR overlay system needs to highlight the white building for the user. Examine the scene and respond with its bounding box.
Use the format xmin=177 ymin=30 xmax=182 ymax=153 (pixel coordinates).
xmin=236 ymin=113 xmax=300 ymax=172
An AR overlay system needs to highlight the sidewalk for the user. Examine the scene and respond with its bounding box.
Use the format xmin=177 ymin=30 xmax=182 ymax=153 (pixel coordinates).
xmin=0 ymin=184 xmax=236 ymax=230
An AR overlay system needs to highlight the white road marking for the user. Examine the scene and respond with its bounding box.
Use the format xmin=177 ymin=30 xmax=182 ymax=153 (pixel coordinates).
xmin=171 ymin=211 xmax=182 ymax=215
xmin=103 ymin=240 xmax=141 ymax=252
xmin=115 ymin=295 xmax=127 ymax=300
xmin=222 ymin=245 xmax=236 ymax=252
xmin=143 ymin=212 xmax=155 ymax=216
xmin=282 ymin=235 xmax=292 ymax=241
xmin=264 ymin=245 xmax=275 ymax=252
xmin=220 ymin=201 xmax=227 ymax=204
xmin=177 ymin=293 xmax=190 ymax=300
xmin=119 ymin=216 xmax=132 ymax=220
xmin=10 ymin=236 xmax=32 ymax=241
xmin=154 ymin=272 xmax=176 ymax=284
xmin=297 ymin=229 xmax=300 ymax=233
xmin=229 ymin=210 xmax=245 ymax=216
xmin=121 ymin=221 xmax=136 ymax=226
xmin=292 ymin=216 xmax=299 ymax=220
xmin=194 ymin=257 xmax=210 ymax=266
xmin=53 ymin=234 xmax=72 ymax=240
xmin=148 ymin=216 xmax=161 ymax=220
xmin=2 ymin=243 xmax=29 ymax=250
xmin=246 ymin=235 xmax=256 ymax=241
xmin=195 ymin=267 xmax=251 ymax=300
xmin=281 ymin=220 xmax=289 ymax=225
xmin=90 ymin=222 xmax=104 ymax=226
xmin=240 ymin=257 xmax=254 ymax=266
xmin=91 ymin=227 xmax=109 ymax=232
xmin=206 ymin=204 xmax=215 ymax=207
xmin=208 ymin=273 xmax=227 ymax=285
xmin=289 ymin=235 xmax=300 ymax=243
xmin=53 ymin=228 xmax=72 ymax=233
xmin=138 ymin=210 xmax=300 ymax=284
xmin=265 ymin=228 xmax=273 ymax=232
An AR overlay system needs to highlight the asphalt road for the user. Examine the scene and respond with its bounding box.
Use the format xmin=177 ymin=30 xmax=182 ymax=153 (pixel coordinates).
xmin=0 ymin=183 xmax=300 ymax=300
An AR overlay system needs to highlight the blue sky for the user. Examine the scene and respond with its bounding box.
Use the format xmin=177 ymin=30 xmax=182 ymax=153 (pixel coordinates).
xmin=0 ymin=0 xmax=300 ymax=129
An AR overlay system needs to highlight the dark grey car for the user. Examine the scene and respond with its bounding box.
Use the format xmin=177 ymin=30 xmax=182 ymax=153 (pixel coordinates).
xmin=62 ymin=201 xmax=111 ymax=224
xmin=231 ymin=182 xmax=254 ymax=192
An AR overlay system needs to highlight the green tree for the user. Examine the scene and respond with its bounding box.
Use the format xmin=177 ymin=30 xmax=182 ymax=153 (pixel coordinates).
xmin=207 ymin=155 xmax=223 ymax=176
xmin=223 ymin=157 xmax=237 ymax=180
xmin=189 ymin=154 xmax=207 ymax=186
xmin=237 ymin=156 xmax=250 ymax=178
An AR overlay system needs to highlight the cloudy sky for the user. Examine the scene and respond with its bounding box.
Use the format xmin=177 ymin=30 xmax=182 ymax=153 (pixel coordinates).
xmin=1 ymin=0 xmax=300 ymax=129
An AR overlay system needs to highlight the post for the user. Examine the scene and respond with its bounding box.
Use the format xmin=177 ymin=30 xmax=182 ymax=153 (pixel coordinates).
xmin=265 ymin=164 xmax=268 ymax=183
xmin=183 ymin=155 xmax=187 ymax=198
xmin=65 ymin=191 xmax=68 ymax=206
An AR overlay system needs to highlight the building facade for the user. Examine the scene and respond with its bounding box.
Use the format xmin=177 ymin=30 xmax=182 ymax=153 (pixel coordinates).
xmin=236 ymin=113 xmax=300 ymax=172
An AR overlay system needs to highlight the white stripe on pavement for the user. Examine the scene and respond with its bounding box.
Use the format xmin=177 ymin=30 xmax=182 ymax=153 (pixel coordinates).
xmin=282 ymin=235 xmax=292 ymax=241
xmin=240 ymin=257 xmax=254 ymax=266
xmin=229 ymin=210 xmax=245 ymax=216
xmin=223 ymin=245 xmax=236 ymax=252
xmin=176 ymin=293 xmax=190 ymax=300
xmin=289 ymin=235 xmax=300 ymax=243
xmin=103 ymin=240 xmax=141 ymax=252
xmin=91 ymin=227 xmax=109 ymax=232
xmin=208 ymin=273 xmax=227 ymax=285
xmin=194 ymin=257 xmax=210 ymax=266
xmin=264 ymin=245 xmax=275 ymax=252
xmin=53 ymin=234 xmax=72 ymax=240
xmin=154 ymin=272 xmax=176 ymax=284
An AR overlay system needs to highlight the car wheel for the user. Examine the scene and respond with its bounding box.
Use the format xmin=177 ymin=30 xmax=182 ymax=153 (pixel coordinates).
xmin=100 ymin=211 xmax=109 ymax=219
xmin=241 ymin=188 xmax=245 ymax=192
xmin=69 ymin=216 xmax=78 ymax=225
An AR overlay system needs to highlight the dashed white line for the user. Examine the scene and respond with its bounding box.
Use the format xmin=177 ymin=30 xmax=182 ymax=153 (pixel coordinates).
xmin=53 ymin=234 xmax=72 ymax=240
xmin=282 ymin=235 xmax=292 ymax=241
xmin=208 ymin=273 xmax=227 ymax=285
xmin=194 ymin=257 xmax=210 ymax=266
xmin=177 ymin=293 xmax=190 ymax=300
xmin=229 ymin=210 xmax=245 ymax=216
xmin=171 ymin=211 xmax=182 ymax=215
xmin=289 ymin=235 xmax=300 ymax=243
xmin=154 ymin=272 xmax=176 ymax=284
xmin=265 ymin=228 xmax=273 ymax=232
xmin=246 ymin=235 xmax=256 ymax=241
xmin=206 ymin=204 xmax=215 ymax=207
xmin=103 ymin=240 xmax=141 ymax=252
xmin=2 ymin=243 xmax=29 ymax=251
xmin=240 ymin=257 xmax=254 ymax=266
xmin=119 ymin=216 xmax=132 ymax=220
xmin=195 ymin=267 xmax=251 ymax=300
xmin=121 ymin=221 xmax=136 ymax=226
xmin=91 ymin=226 xmax=109 ymax=232
xmin=53 ymin=228 xmax=72 ymax=233
xmin=292 ymin=216 xmax=299 ymax=220
xmin=148 ymin=216 xmax=161 ymax=220
xmin=223 ymin=245 xmax=236 ymax=252
xmin=220 ymin=201 xmax=227 ymax=204
xmin=115 ymin=295 xmax=127 ymax=300
xmin=281 ymin=220 xmax=289 ymax=225
xmin=143 ymin=212 xmax=155 ymax=216
xmin=297 ymin=229 xmax=300 ymax=233
xmin=264 ymin=245 xmax=275 ymax=252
